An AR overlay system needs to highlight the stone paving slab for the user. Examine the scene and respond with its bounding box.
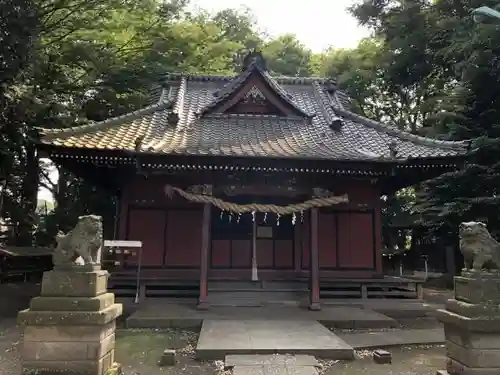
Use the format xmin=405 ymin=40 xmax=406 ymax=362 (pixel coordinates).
xmin=233 ymin=365 xmax=318 ymax=375
xmin=126 ymin=302 xmax=396 ymax=329
xmin=337 ymin=328 xmax=445 ymax=349
xmin=365 ymin=301 xmax=444 ymax=319
xmin=228 ymin=355 xmax=319 ymax=375
xmin=196 ymin=320 xmax=354 ymax=360
xmin=225 ymin=354 xmax=319 ymax=367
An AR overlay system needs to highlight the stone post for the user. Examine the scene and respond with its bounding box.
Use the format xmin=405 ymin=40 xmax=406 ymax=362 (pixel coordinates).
xmin=17 ymin=264 xmax=122 ymax=375
xmin=436 ymin=270 xmax=500 ymax=375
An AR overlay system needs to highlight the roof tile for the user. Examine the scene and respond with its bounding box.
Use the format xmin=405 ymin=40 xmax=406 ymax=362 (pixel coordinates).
xmin=40 ymin=71 xmax=469 ymax=161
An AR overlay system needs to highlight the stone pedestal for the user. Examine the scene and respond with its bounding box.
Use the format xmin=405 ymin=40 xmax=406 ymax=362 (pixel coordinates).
xmin=17 ymin=266 xmax=122 ymax=375
xmin=436 ymin=270 xmax=500 ymax=375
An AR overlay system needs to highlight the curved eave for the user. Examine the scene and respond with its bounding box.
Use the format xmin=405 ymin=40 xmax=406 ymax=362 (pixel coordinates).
xmin=37 ymin=143 xmax=469 ymax=168
xmin=37 ymin=87 xmax=173 ymax=140
xmin=332 ymin=105 xmax=471 ymax=153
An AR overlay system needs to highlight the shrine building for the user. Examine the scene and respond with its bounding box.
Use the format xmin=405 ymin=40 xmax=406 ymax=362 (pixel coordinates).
xmin=37 ymin=51 xmax=470 ymax=308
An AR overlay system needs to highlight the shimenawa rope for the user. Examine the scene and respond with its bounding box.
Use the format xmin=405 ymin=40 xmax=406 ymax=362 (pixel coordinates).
xmin=164 ymin=185 xmax=348 ymax=215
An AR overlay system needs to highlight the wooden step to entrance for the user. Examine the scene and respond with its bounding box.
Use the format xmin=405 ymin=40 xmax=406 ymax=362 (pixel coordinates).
xmin=108 ymin=277 xmax=199 ymax=298
xmin=209 ymin=280 xmax=308 ymax=291
xmin=207 ymin=281 xmax=309 ymax=306
xmin=207 ymin=291 xmax=308 ymax=307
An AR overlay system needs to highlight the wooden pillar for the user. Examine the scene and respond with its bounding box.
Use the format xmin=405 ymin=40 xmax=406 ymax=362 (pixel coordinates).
xmin=197 ymin=203 xmax=211 ymax=310
xmin=309 ymin=207 xmax=321 ymax=310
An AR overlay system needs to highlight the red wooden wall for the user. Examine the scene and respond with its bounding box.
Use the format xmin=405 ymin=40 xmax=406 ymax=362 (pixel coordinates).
xmin=300 ymin=181 xmax=382 ymax=277
xmin=118 ymin=178 xmax=203 ymax=269
xmin=118 ymin=176 xmax=383 ymax=278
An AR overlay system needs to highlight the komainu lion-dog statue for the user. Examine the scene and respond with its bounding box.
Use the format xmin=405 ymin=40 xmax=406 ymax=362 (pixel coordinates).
xmin=459 ymin=221 xmax=500 ymax=271
xmin=52 ymin=215 xmax=103 ymax=267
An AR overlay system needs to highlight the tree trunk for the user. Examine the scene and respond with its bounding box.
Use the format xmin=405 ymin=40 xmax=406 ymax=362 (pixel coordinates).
xmin=16 ymin=141 xmax=39 ymax=246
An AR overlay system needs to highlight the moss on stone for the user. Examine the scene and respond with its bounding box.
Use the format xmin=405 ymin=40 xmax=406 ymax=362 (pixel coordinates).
xmin=105 ymin=362 xmax=123 ymax=375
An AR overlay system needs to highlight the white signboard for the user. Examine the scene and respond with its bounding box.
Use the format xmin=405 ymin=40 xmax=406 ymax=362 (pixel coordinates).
xmin=103 ymin=240 xmax=142 ymax=248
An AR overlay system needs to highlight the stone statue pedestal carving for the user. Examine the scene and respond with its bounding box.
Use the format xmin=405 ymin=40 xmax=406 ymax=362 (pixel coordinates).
xmin=436 ymin=270 xmax=500 ymax=375
xmin=17 ymin=265 xmax=122 ymax=375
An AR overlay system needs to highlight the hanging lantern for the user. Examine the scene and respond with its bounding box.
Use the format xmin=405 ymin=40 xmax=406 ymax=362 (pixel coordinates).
xmin=292 ymin=212 xmax=296 ymax=226
xmin=276 ymin=213 xmax=281 ymax=226
xmin=251 ymin=211 xmax=256 ymax=223
xmin=300 ymin=210 xmax=304 ymax=223
xmin=237 ymin=213 xmax=241 ymax=224
xmin=263 ymin=212 xmax=267 ymax=223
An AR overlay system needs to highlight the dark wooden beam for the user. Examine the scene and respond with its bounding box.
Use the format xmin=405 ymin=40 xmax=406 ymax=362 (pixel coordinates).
xmin=52 ymin=159 xmax=134 ymax=193
xmin=197 ymin=203 xmax=211 ymax=310
xmin=380 ymin=165 xmax=462 ymax=194
xmin=309 ymin=207 xmax=321 ymax=311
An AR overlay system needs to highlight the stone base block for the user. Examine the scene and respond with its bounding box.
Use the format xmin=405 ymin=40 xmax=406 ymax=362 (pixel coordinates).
xmin=30 ymin=293 xmax=115 ymax=312
xmin=41 ymin=270 xmax=109 ymax=297
xmin=23 ymin=322 xmax=116 ymax=342
xmin=22 ymin=333 xmax=115 ymax=362
xmin=445 ymin=324 xmax=500 ymax=350
xmin=18 ymin=303 xmax=122 ymax=326
xmin=445 ymin=357 xmax=500 ymax=375
xmin=373 ymin=349 xmax=391 ymax=364
xmin=22 ymin=349 xmax=114 ymax=375
xmin=308 ymin=302 xmax=321 ymax=311
xmin=454 ymin=273 xmax=500 ymax=305
xmin=105 ymin=362 xmax=123 ymax=375
xmin=446 ymin=340 xmax=500 ymax=368
xmin=196 ymin=302 xmax=210 ymax=311
xmin=435 ymin=309 xmax=500 ymax=333
xmin=159 ymin=349 xmax=176 ymax=366
xmin=445 ymin=299 xmax=500 ymax=318
xmin=20 ymin=318 xmax=117 ymax=375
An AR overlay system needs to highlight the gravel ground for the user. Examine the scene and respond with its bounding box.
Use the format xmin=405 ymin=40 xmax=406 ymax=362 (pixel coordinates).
xmin=0 ymin=282 xmax=448 ymax=375
xmin=0 ymin=319 xmax=21 ymax=375
xmin=116 ymin=329 xmax=215 ymax=375
xmin=321 ymin=346 xmax=446 ymax=375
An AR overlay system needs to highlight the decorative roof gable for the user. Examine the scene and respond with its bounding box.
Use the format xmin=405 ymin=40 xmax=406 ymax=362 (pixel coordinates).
xmin=198 ymin=50 xmax=313 ymax=119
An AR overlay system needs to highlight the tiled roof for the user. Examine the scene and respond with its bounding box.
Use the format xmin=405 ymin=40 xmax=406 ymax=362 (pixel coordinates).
xmin=40 ymin=67 xmax=470 ymax=162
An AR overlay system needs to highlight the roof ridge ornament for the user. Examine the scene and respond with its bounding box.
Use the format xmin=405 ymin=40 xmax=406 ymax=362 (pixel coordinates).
xmin=325 ymin=79 xmax=337 ymax=94
xmin=388 ymin=141 xmax=399 ymax=158
xmin=241 ymin=49 xmax=267 ymax=72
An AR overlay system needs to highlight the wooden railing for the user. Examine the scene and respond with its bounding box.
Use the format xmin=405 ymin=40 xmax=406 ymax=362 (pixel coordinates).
xmin=0 ymin=246 xmax=53 ymax=283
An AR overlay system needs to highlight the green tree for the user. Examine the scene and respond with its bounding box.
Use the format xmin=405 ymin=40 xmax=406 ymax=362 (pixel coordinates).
xmin=317 ymin=38 xmax=388 ymax=120
xmin=348 ymin=0 xmax=456 ymax=133
xmin=1 ymin=0 xmax=186 ymax=244
xmin=262 ymin=34 xmax=314 ymax=77
xmin=2 ymin=1 xmax=274 ymax=244
xmin=349 ymin=0 xmax=500 ymax=242
xmin=412 ymin=0 xmax=500 ymax=238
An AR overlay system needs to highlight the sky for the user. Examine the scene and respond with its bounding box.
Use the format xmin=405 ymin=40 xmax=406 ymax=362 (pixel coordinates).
xmin=38 ymin=0 xmax=368 ymax=202
xmin=188 ymin=0 xmax=370 ymax=52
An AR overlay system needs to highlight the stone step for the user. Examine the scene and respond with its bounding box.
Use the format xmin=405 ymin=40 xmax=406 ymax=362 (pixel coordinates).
xmin=195 ymin=320 xmax=355 ymax=360
xmin=226 ymin=355 xmax=320 ymax=375
xmin=337 ymin=328 xmax=445 ymax=349
xmin=225 ymin=354 xmax=319 ymax=368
